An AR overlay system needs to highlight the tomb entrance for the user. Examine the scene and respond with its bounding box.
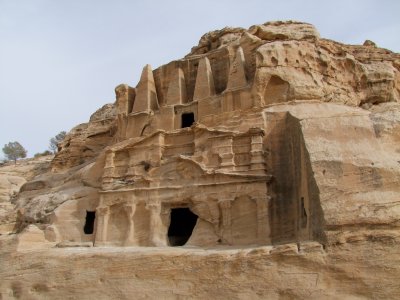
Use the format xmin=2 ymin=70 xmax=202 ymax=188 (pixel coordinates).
xmin=84 ymin=211 xmax=96 ymax=234
xmin=167 ymin=207 xmax=198 ymax=246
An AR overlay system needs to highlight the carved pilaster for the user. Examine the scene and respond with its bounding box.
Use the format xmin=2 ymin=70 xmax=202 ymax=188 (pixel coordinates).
xmin=218 ymin=199 xmax=233 ymax=244
xmin=124 ymin=204 xmax=137 ymax=246
xmin=102 ymin=152 xmax=115 ymax=187
xmin=249 ymin=128 xmax=265 ymax=174
xmin=146 ymin=202 xmax=168 ymax=246
xmin=94 ymin=206 xmax=110 ymax=246
xmin=218 ymin=136 xmax=234 ymax=171
xmin=255 ymin=196 xmax=271 ymax=244
xmin=207 ymin=200 xmax=220 ymax=230
xmin=117 ymin=114 xmax=127 ymax=141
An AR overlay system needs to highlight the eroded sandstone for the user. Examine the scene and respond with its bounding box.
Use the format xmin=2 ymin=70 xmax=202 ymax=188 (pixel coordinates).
xmin=1 ymin=20 xmax=400 ymax=299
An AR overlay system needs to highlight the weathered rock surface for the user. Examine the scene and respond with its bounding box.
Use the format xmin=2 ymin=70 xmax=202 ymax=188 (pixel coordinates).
xmin=51 ymin=103 xmax=116 ymax=171
xmin=0 ymin=156 xmax=52 ymax=234
xmin=249 ymin=20 xmax=320 ymax=41
xmin=1 ymin=20 xmax=400 ymax=299
xmin=0 ymin=240 xmax=399 ymax=299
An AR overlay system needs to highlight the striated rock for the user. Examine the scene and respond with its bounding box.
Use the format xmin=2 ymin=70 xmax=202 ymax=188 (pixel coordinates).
xmin=1 ymin=20 xmax=400 ymax=299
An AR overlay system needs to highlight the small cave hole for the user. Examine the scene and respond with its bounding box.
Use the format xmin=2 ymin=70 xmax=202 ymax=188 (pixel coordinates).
xmin=168 ymin=208 xmax=198 ymax=246
xmin=84 ymin=211 xmax=96 ymax=234
xmin=181 ymin=112 xmax=195 ymax=128
xmin=141 ymin=160 xmax=151 ymax=171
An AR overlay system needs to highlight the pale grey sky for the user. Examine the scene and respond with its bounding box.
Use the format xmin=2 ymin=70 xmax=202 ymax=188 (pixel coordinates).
xmin=1 ymin=0 xmax=399 ymax=158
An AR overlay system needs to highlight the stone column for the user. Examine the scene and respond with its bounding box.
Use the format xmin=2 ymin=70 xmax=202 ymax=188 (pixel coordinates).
xmin=218 ymin=199 xmax=233 ymax=244
xmin=146 ymin=202 xmax=167 ymax=247
xmin=255 ymin=195 xmax=271 ymax=244
xmin=94 ymin=206 xmax=110 ymax=247
xmin=249 ymin=128 xmax=265 ymax=174
xmin=124 ymin=204 xmax=137 ymax=246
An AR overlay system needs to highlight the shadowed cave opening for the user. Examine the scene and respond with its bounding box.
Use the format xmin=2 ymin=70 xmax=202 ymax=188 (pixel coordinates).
xmin=83 ymin=211 xmax=96 ymax=234
xmin=181 ymin=112 xmax=195 ymax=128
xmin=168 ymin=208 xmax=198 ymax=246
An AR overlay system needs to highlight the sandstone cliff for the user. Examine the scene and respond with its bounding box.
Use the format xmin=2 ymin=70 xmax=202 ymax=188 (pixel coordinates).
xmin=1 ymin=21 xmax=400 ymax=299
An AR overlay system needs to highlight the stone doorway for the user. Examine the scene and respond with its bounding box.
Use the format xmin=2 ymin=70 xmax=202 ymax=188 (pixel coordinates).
xmin=84 ymin=211 xmax=96 ymax=234
xmin=168 ymin=208 xmax=198 ymax=246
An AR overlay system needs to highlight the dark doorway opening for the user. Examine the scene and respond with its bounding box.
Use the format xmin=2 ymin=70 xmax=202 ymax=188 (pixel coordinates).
xmin=84 ymin=211 xmax=96 ymax=234
xmin=181 ymin=112 xmax=195 ymax=128
xmin=168 ymin=208 xmax=198 ymax=246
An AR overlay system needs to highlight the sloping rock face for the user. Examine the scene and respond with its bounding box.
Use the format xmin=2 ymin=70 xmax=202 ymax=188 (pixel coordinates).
xmin=1 ymin=20 xmax=400 ymax=299
xmin=51 ymin=103 xmax=116 ymax=171
xmin=0 ymin=156 xmax=52 ymax=234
